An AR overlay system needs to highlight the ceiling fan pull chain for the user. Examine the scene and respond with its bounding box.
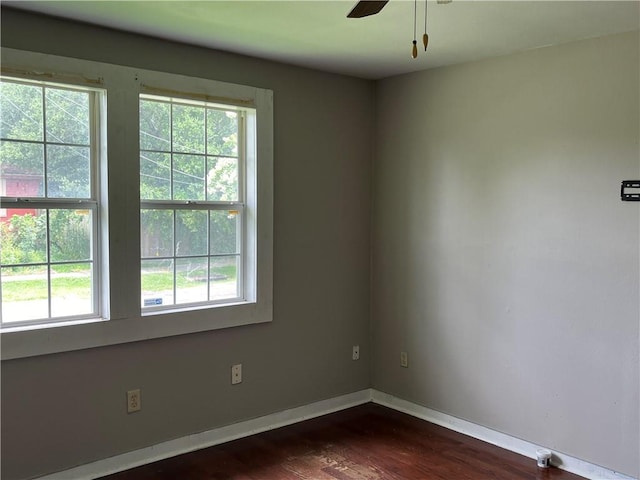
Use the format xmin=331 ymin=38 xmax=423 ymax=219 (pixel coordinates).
xmin=423 ymin=0 xmax=429 ymax=51
xmin=412 ymin=0 xmax=418 ymax=58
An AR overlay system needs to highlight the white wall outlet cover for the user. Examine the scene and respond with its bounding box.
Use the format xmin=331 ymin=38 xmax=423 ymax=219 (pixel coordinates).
xmin=400 ymin=352 xmax=408 ymax=368
xmin=352 ymin=345 xmax=360 ymax=360
xmin=231 ymin=364 xmax=242 ymax=385
xmin=127 ymin=389 xmax=141 ymax=413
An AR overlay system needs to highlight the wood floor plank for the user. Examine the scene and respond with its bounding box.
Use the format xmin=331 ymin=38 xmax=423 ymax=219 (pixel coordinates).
xmin=101 ymin=403 xmax=585 ymax=480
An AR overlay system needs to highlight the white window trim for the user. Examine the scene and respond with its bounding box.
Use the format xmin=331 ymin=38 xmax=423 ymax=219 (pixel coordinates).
xmin=0 ymin=48 xmax=273 ymax=360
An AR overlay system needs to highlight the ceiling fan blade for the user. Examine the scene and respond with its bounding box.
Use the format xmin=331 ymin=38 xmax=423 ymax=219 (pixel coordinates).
xmin=347 ymin=0 xmax=389 ymax=18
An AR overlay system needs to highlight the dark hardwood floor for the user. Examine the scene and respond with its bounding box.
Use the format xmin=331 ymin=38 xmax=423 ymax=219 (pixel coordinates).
xmin=102 ymin=403 xmax=584 ymax=480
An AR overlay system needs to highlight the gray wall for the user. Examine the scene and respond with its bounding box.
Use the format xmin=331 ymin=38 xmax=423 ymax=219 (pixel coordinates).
xmin=372 ymin=31 xmax=639 ymax=477
xmin=0 ymin=9 xmax=373 ymax=479
xmin=2 ymin=7 xmax=639 ymax=480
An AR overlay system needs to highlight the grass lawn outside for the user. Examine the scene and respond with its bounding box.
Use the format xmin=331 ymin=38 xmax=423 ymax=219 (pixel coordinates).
xmin=1 ymin=264 xmax=237 ymax=302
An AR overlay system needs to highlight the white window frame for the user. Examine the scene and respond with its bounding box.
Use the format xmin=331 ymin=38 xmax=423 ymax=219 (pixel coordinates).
xmin=0 ymin=77 xmax=105 ymax=328
xmin=138 ymin=94 xmax=254 ymax=314
xmin=0 ymin=48 xmax=273 ymax=360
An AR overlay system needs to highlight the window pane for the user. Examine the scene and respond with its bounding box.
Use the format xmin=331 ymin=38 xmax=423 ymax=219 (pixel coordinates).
xmin=1 ymin=265 xmax=48 ymax=322
xmin=50 ymin=262 xmax=92 ymax=317
xmin=47 ymin=145 xmax=91 ymax=198
xmin=49 ymin=209 xmax=92 ymax=262
xmin=173 ymin=154 xmax=205 ymax=201
xmin=207 ymin=109 xmax=237 ymax=156
xmin=210 ymin=256 xmax=239 ymax=301
xmin=139 ymin=94 xmax=249 ymax=313
xmin=0 ymin=81 xmax=43 ymax=141
xmin=140 ymin=100 xmax=170 ymax=151
xmin=141 ymin=259 xmax=174 ymax=307
xmin=206 ymin=156 xmax=238 ymax=201
xmin=1 ymin=79 xmax=100 ymax=326
xmin=176 ymin=257 xmax=208 ymax=304
xmin=176 ymin=210 xmax=208 ymax=256
xmin=0 ymin=209 xmax=47 ymax=265
xmin=140 ymin=151 xmax=171 ymax=200
xmin=210 ymin=210 xmax=239 ymax=255
xmin=141 ymin=209 xmax=174 ymax=258
xmin=45 ymin=88 xmax=90 ymax=145
xmin=0 ymin=141 xmax=45 ymax=197
xmin=173 ymin=104 xmax=204 ymax=154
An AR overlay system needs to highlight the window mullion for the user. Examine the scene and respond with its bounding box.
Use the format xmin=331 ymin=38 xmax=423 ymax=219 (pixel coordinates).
xmin=42 ymin=85 xmax=48 ymax=197
xmin=207 ymin=210 xmax=212 ymax=302
xmin=140 ymin=200 xmax=241 ymax=210
xmin=236 ymin=110 xmax=246 ymax=303
xmin=170 ymin=102 xmax=175 ymax=201
xmin=46 ymin=209 xmax=52 ymax=319
xmin=173 ymin=210 xmax=178 ymax=306
xmin=90 ymin=90 xmax=101 ymax=318
xmin=238 ymin=112 xmax=245 ymax=204
xmin=1 ymin=198 xmax=98 ymax=209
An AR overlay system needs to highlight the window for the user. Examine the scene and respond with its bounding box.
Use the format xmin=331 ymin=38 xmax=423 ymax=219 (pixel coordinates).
xmin=139 ymin=95 xmax=250 ymax=312
xmin=0 ymin=78 xmax=103 ymax=327
xmin=1 ymin=48 xmax=273 ymax=360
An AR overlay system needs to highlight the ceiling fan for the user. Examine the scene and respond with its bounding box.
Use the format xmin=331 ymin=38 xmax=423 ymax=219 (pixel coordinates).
xmin=347 ymin=0 xmax=452 ymax=58
xmin=347 ymin=0 xmax=452 ymax=18
xmin=347 ymin=0 xmax=389 ymax=18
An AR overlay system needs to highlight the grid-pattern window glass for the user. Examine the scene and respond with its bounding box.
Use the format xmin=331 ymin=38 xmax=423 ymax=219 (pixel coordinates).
xmin=140 ymin=95 xmax=244 ymax=311
xmin=0 ymin=78 xmax=100 ymax=326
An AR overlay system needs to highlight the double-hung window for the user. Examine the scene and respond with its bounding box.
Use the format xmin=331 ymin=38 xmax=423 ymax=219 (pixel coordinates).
xmin=139 ymin=94 xmax=250 ymax=312
xmin=0 ymin=78 xmax=103 ymax=327
xmin=1 ymin=47 xmax=273 ymax=360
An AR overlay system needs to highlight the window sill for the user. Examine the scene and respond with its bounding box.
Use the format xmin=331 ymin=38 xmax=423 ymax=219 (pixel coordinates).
xmin=0 ymin=316 xmax=109 ymax=335
xmin=1 ymin=300 xmax=272 ymax=360
xmin=141 ymin=299 xmax=248 ymax=317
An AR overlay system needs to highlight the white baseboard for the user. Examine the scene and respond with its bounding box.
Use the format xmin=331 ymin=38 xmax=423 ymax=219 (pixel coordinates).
xmin=36 ymin=390 xmax=372 ymax=480
xmin=36 ymin=389 xmax=637 ymax=480
xmin=371 ymin=390 xmax=637 ymax=480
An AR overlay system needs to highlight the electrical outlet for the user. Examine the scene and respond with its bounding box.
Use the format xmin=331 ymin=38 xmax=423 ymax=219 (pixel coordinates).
xmin=400 ymin=351 xmax=408 ymax=368
xmin=231 ymin=364 xmax=242 ymax=385
xmin=352 ymin=345 xmax=360 ymax=360
xmin=127 ymin=389 xmax=141 ymax=413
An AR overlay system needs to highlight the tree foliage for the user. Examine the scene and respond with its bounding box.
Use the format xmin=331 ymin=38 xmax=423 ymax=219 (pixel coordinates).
xmin=1 ymin=82 xmax=241 ymax=278
xmin=1 ymin=81 xmax=92 ymax=272
xmin=1 ymin=81 xmax=91 ymax=197
xmin=139 ymin=99 xmax=240 ymax=260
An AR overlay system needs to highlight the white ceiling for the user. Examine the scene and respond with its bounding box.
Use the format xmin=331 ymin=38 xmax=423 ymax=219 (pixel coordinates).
xmin=4 ymin=1 xmax=639 ymax=79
